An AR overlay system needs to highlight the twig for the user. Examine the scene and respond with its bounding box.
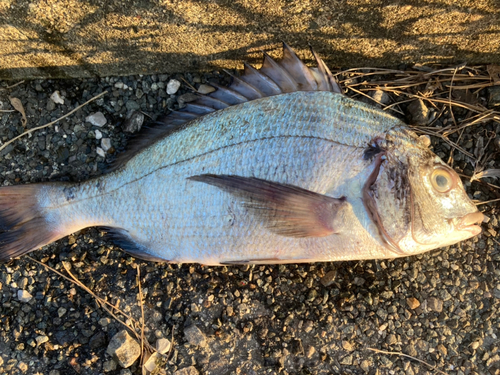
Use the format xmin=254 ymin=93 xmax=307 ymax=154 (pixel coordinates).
xmin=0 ymin=80 xmax=25 ymax=90
xmin=367 ymin=347 xmax=448 ymax=375
xmin=0 ymin=91 xmax=108 ymax=153
xmin=475 ymin=197 xmax=500 ymax=206
xmin=137 ymin=264 xmax=147 ymax=368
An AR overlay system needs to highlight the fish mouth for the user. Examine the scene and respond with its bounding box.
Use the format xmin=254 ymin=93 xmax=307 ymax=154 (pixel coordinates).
xmin=456 ymin=211 xmax=484 ymax=235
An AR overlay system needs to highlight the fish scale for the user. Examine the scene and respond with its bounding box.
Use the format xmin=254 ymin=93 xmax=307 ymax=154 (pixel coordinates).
xmin=0 ymin=44 xmax=483 ymax=264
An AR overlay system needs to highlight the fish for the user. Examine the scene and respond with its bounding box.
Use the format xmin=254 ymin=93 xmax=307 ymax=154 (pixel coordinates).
xmin=0 ymin=43 xmax=484 ymax=265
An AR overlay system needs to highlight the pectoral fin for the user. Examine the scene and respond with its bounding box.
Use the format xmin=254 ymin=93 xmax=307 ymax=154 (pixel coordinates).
xmin=189 ymin=174 xmax=347 ymax=238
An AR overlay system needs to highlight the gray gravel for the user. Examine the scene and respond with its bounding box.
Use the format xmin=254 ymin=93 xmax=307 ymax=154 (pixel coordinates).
xmin=0 ymin=66 xmax=499 ymax=375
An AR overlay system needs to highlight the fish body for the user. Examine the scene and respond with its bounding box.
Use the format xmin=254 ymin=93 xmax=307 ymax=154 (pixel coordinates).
xmin=0 ymin=45 xmax=483 ymax=264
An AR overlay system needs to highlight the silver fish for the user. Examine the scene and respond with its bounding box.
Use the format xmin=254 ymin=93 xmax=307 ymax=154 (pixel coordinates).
xmin=0 ymin=44 xmax=484 ymax=265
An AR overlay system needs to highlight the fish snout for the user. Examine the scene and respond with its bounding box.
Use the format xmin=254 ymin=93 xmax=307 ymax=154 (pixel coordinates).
xmin=456 ymin=211 xmax=484 ymax=235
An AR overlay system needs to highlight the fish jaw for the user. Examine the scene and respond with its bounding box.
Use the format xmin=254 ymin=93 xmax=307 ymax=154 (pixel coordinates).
xmin=454 ymin=211 xmax=484 ymax=236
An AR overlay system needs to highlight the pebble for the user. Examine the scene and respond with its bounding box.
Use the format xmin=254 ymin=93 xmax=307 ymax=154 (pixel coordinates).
xmin=184 ymin=325 xmax=207 ymax=347
xmin=197 ymin=84 xmax=215 ymax=94
xmin=427 ymin=297 xmax=443 ymax=312
xmin=96 ymin=147 xmax=106 ymax=158
xmin=103 ymin=359 xmax=117 ymax=372
xmin=174 ymin=366 xmax=199 ymax=375
xmin=155 ymin=338 xmax=171 ymax=354
xmin=320 ymin=270 xmax=337 ymax=286
xmin=143 ymin=352 xmax=161 ymax=373
xmin=17 ymin=290 xmax=32 ymax=302
xmin=306 ymin=345 xmax=316 ymax=358
xmin=406 ymin=297 xmax=421 ymax=309
xmin=122 ymin=111 xmax=144 ymax=133
xmin=167 ymin=79 xmax=181 ymax=95
xmin=408 ymin=99 xmax=430 ymax=125
xmin=106 ymin=330 xmax=141 ymax=368
xmin=101 ymin=138 xmax=112 ymax=152
xmin=370 ymin=89 xmax=391 ymax=105
xmin=50 ymin=91 xmax=64 ymax=104
xmin=95 ymin=129 xmax=103 ymax=140
xmin=85 ymin=112 xmax=107 ymax=127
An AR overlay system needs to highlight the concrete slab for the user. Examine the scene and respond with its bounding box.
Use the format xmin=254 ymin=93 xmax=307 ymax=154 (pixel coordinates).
xmin=1 ymin=0 xmax=499 ymax=79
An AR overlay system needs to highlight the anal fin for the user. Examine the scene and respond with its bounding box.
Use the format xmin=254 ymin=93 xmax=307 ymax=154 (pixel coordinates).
xmin=102 ymin=227 xmax=169 ymax=262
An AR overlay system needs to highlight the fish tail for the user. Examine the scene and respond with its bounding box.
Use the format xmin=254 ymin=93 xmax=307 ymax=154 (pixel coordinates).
xmin=0 ymin=183 xmax=72 ymax=262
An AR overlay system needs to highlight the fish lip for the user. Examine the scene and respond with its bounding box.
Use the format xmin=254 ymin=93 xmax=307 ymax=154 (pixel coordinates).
xmin=456 ymin=212 xmax=484 ymax=235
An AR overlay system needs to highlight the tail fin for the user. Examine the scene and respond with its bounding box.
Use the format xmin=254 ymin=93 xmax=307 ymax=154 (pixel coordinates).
xmin=0 ymin=184 xmax=65 ymax=262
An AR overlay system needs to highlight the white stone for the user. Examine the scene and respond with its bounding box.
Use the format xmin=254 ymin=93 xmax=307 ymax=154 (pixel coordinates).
xmin=95 ymin=129 xmax=102 ymax=140
xmin=17 ymin=290 xmax=33 ymax=302
xmin=106 ymin=330 xmax=141 ymax=368
xmin=167 ymin=79 xmax=181 ymax=95
xmin=85 ymin=112 xmax=107 ymax=127
xmin=143 ymin=352 xmax=161 ymax=373
xmin=197 ymin=84 xmax=215 ymax=94
xmin=96 ymin=147 xmax=106 ymax=157
xmin=50 ymin=91 xmax=64 ymax=104
xmin=155 ymin=338 xmax=171 ymax=354
xmin=101 ymin=138 xmax=112 ymax=152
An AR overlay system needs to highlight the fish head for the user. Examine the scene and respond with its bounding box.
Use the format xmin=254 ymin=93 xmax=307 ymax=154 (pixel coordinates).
xmin=370 ymin=132 xmax=483 ymax=255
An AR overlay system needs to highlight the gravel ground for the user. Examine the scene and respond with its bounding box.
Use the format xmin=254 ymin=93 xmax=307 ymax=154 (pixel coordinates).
xmin=0 ymin=62 xmax=499 ymax=375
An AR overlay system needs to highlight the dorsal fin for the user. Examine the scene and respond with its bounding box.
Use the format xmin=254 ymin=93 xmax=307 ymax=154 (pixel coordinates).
xmin=110 ymin=45 xmax=342 ymax=171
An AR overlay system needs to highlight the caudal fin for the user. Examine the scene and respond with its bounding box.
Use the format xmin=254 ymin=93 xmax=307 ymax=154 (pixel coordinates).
xmin=0 ymin=184 xmax=64 ymax=262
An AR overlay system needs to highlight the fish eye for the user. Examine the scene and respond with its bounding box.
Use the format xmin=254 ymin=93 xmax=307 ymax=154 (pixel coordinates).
xmin=430 ymin=168 xmax=454 ymax=193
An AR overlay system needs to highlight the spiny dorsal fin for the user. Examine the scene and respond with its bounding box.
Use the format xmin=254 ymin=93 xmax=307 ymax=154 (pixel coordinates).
xmin=110 ymin=45 xmax=342 ymax=171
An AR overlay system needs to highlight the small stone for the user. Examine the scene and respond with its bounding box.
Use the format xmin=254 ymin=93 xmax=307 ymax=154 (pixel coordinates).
xmin=57 ymin=307 xmax=67 ymax=318
xmin=406 ymin=297 xmax=420 ymax=309
xmin=143 ymin=352 xmax=161 ymax=373
xmin=48 ymin=370 xmax=60 ymax=375
xmin=106 ymin=330 xmax=141 ymax=368
xmin=174 ymin=366 xmax=199 ymax=375
xmin=427 ymin=297 xmax=443 ymax=312
xmin=96 ymin=147 xmax=106 ymax=158
xmin=370 ymin=90 xmax=390 ymax=105
xmin=50 ymin=91 xmax=64 ymax=105
xmin=303 ymin=320 xmax=314 ymax=333
xmin=360 ymin=359 xmax=370 ymax=372
xmin=177 ymin=93 xmax=198 ymax=107
xmin=101 ymin=138 xmax=112 ymax=152
xmin=17 ymin=290 xmax=32 ymax=302
xmin=353 ymin=277 xmax=365 ymax=286
xmin=17 ymin=361 xmax=28 ymax=372
xmin=155 ymin=338 xmax=171 ymax=354
xmin=340 ymin=354 xmax=353 ymax=365
xmin=408 ymin=99 xmax=430 ymax=125
xmin=342 ymin=340 xmax=354 ymax=351
xmin=125 ymin=100 xmax=140 ymax=111
xmin=167 ymin=79 xmax=181 ymax=95
xmin=320 ymin=270 xmax=337 ymax=287
xmin=120 ymin=370 xmax=132 ymax=375
xmin=103 ymin=359 xmax=117 ymax=372
xmin=437 ymin=344 xmax=447 ymax=356
xmin=95 ymin=129 xmax=102 ymax=140
xmin=114 ymin=82 xmax=127 ymax=89
xmin=36 ymin=335 xmax=49 ymax=345
xmin=85 ymin=112 xmax=107 ymax=127
xmin=197 ymin=84 xmax=215 ymax=94
xmin=386 ymin=334 xmax=398 ymax=345
xmin=122 ymin=111 xmax=144 ymax=133
xmin=184 ymin=325 xmax=207 ymax=347
xmin=305 ymin=345 xmax=316 ymax=358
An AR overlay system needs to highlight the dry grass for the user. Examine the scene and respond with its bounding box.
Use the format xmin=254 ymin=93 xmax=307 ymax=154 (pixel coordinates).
xmin=335 ymin=63 xmax=500 ymax=202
